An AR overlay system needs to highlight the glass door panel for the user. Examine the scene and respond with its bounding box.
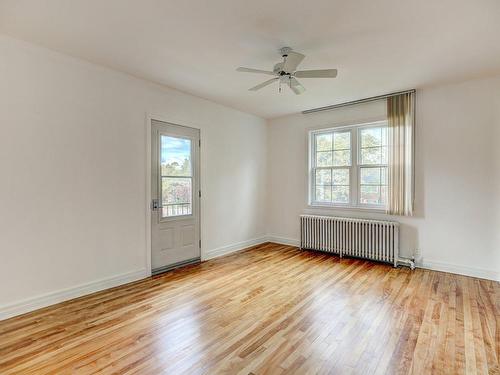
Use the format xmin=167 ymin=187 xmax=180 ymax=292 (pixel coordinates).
xmin=160 ymin=135 xmax=192 ymax=217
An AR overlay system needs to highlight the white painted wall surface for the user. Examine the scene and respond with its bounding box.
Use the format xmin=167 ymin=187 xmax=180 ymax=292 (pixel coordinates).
xmin=267 ymin=77 xmax=500 ymax=281
xmin=0 ymin=36 xmax=267 ymax=316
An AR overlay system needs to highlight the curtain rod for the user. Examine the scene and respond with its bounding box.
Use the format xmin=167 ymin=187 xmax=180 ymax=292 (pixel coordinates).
xmin=302 ymin=89 xmax=416 ymax=114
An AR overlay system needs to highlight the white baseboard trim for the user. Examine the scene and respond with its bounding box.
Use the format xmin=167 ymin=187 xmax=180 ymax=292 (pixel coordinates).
xmin=266 ymin=235 xmax=300 ymax=247
xmin=417 ymin=260 xmax=499 ymax=282
xmin=203 ymin=237 xmax=268 ymax=261
xmin=0 ymin=268 xmax=150 ymax=321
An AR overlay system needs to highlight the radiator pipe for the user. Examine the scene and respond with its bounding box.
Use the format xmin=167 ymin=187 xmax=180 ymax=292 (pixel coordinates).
xmin=397 ymin=257 xmax=416 ymax=270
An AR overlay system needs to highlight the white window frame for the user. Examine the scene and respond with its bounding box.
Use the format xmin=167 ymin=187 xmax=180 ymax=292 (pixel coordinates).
xmin=308 ymin=120 xmax=388 ymax=211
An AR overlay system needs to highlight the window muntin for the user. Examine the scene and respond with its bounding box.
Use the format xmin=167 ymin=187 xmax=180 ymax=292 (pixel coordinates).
xmin=160 ymin=135 xmax=193 ymax=217
xmin=310 ymin=122 xmax=388 ymax=209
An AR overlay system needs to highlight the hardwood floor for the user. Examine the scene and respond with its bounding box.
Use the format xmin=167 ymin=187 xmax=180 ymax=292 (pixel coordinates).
xmin=0 ymin=243 xmax=498 ymax=375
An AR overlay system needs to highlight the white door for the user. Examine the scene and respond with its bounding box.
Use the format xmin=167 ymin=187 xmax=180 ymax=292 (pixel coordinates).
xmin=151 ymin=120 xmax=200 ymax=274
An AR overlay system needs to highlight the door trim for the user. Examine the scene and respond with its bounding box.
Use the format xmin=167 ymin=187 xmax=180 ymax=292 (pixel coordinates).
xmin=145 ymin=113 xmax=202 ymax=275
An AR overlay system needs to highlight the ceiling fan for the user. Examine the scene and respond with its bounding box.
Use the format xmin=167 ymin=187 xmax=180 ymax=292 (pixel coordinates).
xmin=236 ymin=47 xmax=337 ymax=94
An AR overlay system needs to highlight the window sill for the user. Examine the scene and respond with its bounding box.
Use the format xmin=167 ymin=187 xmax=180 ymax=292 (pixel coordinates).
xmin=307 ymin=203 xmax=386 ymax=214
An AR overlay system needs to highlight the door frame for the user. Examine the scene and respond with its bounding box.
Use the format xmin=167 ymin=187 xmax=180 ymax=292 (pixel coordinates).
xmin=145 ymin=113 xmax=202 ymax=274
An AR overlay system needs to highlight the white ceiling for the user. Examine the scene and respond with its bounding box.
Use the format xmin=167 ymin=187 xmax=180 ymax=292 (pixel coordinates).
xmin=1 ymin=0 xmax=500 ymax=119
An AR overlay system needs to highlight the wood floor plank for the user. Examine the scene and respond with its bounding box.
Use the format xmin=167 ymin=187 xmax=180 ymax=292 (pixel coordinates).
xmin=0 ymin=243 xmax=498 ymax=374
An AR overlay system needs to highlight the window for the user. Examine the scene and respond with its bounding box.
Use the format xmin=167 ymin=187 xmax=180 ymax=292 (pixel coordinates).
xmin=160 ymin=135 xmax=193 ymax=217
xmin=309 ymin=121 xmax=388 ymax=209
xmin=359 ymin=126 xmax=388 ymax=206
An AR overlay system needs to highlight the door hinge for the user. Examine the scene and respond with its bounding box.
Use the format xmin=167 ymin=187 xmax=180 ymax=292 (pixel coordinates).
xmin=199 ymin=139 xmax=201 ymax=147
xmin=199 ymin=239 xmax=201 ymax=248
xmin=199 ymin=190 xmax=201 ymax=198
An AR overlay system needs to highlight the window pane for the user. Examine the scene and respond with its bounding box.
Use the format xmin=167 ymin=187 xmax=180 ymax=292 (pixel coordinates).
xmin=316 ymin=185 xmax=332 ymax=202
xmin=381 ymin=146 xmax=388 ymax=164
xmin=381 ymin=167 xmax=387 ymax=185
xmin=316 ymin=151 xmax=333 ymax=167
xmin=161 ymin=177 xmax=192 ymax=217
xmin=360 ymin=167 xmax=381 ymax=185
xmin=334 ymin=131 xmax=350 ymax=150
xmin=332 ymin=186 xmax=349 ymax=203
xmin=380 ymin=186 xmax=388 ymax=205
xmin=316 ymin=133 xmax=332 ymax=151
xmin=333 ymin=150 xmax=351 ymax=166
xmin=360 ymin=185 xmax=381 ymax=205
xmin=381 ymin=127 xmax=388 ymax=146
xmin=161 ymin=136 xmax=191 ymax=176
xmin=332 ymin=169 xmax=349 ymax=185
xmin=315 ymin=169 xmax=331 ymax=185
xmin=360 ymin=127 xmax=382 ymax=147
xmin=360 ymin=147 xmax=382 ymax=165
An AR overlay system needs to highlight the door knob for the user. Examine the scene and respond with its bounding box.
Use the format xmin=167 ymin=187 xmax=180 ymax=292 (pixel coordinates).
xmin=151 ymin=199 xmax=161 ymax=210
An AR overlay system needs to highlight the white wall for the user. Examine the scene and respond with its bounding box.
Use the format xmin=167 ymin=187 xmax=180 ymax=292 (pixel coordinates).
xmin=267 ymin=76 xmax=500 ymax=281
xmin=0 ymin=35 xmax=267 ymax=317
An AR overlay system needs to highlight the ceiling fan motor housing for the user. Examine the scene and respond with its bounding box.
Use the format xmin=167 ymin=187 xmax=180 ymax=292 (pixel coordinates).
xmin=279 ymin=46 xmax=292 ymax=56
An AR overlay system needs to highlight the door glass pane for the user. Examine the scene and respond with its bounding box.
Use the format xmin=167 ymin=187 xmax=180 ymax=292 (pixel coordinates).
xmin=161 ymin=136 xmax=191 ymax=176
xmin=162 ymin=177 xmax=192 ymax=217
xmin=160 ymin=135 xmax=193 ymax=217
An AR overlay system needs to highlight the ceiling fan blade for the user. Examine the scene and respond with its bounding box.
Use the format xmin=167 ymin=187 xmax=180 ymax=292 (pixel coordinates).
xmin=249 ymin=78 xmax=278 ymax=91
xmin=289 ymin=77 xmax=305 ymax=95
xmin=283 ymin=51 xmax=305 ymax=73
xmin=237 ymin=67 xmax=276 ymax=76
xmin=294 ymin=69 xmax=338 ymax=78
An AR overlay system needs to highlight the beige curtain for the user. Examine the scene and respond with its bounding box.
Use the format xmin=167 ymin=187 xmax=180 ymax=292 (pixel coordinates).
xmin=386 ymin=92 xmax=415 ymax=216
